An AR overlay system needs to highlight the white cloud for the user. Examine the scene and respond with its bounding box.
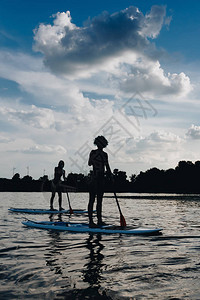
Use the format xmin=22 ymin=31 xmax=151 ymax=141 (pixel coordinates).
xmin=0 ymin=105 xmax=55 ymax=129
xmin=117 ymin=57 xmax=192 ymax=98
xmin=0 ymin=50 xmax=89 ymax=109
xmin=140 ymin=5 xmax=167 ymax=38
xmin=0 ymin=135 xmax=13 ymax=143
xmin=0 ymin=5 xmax=198 ymax=178
xmin=186 ymin=124 xmax=200 ymax=139
xmin=0 ymin=50 xmax=42 ymax=73
xmin=33 ymin=6 xmax=167 ymax=74
xmin=117 ymin=130 xmax=184 ymax=172
xmin=127 ymin=131 xmax=183 ymax=153
xmin=33 ymin=11 xmax=75 ymax=55
xmin=18 ymin=144 xmax=67 ymax=155
xmin=33 ymin=7 xmax=192 ymax=99
xmin=147 ymin=131 xmax=182 ymax=143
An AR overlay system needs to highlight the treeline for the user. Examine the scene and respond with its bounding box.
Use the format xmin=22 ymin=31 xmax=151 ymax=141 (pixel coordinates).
xmin=131 ymin=160 xmax=200 ymax=193
xmin=0 ymin=160 xmax=200 ymax=193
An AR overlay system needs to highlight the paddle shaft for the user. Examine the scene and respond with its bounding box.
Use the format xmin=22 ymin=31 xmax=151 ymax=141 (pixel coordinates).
xmin=113 ymin=191 xmax=126 ymax=226
xmin=114 ymin=192 xmax=123 ymax=215
xmin=66 ymin=189 xmax=73 ymax=213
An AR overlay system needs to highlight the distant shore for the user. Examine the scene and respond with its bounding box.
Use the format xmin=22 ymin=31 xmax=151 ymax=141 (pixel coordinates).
xmin=1 ymin=160 xmax=200 ymax=193
xmin=1 ymin=177 xmax=200 ymax=194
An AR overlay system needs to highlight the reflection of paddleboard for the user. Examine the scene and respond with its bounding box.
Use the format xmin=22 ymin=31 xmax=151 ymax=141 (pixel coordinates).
xmin=22 ymin=220 xmax=163 ymax=235
xmin=9 ymin=208 xmax=91 ymax=214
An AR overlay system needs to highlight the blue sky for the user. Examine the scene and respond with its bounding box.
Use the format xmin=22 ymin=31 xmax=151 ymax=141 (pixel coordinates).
xmin=0 ymin=0 xmax=200 ymax=179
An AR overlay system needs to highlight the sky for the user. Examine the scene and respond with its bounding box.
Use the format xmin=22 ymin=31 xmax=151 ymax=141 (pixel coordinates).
xmin=0 ymin=0 xmax=200 ymax=179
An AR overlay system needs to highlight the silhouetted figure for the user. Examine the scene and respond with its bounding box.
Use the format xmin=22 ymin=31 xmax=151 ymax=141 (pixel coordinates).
xmin=88 ymin=136 xmax=112 ymax=228
xmin=50 ymin=160 xmax=66 ymax=211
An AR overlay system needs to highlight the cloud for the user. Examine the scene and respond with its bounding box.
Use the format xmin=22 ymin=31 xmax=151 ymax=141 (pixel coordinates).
xmin=186 ymin=124 xmax=200 ymax=139
xmin=0 ymin=135 xmax=13 ymax=143
xmin=20 ymin=144 xmax=67 ymax=155
xmin=140 ymin=5 xmax=167 ymax=38
xmin=117 ymin=58 xmax=192 ymax=97
xmin=123 ymin=131 xmax=183 ymax=169
xmin=0 ymin=50 xmax=84 ymax=107
xmin=32 ymin=7 xmax=192 ymax=98
xmin=147 ymin=131 xmax=182 ymax=144
xmin=6 ymin=142 xmax=67 ymax=155
xmin=130 ymin=131 xmax=183 ymax=151
xmin=33 ymin=6 xmax=167 ymax=74
xmin=0 ymin=105 xmax=55 ymax=129
xmin=0 ymin=4 xmax=197 ymax=178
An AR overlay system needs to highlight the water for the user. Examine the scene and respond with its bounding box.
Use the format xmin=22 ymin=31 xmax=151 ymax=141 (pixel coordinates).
xmin=0 ymin=192 xmax=200 ymax=299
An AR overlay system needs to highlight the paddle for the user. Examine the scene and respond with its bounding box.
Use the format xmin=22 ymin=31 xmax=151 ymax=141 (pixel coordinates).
xmin=113 ymin=191 xmax=126 ymax=227
xmin=66 ymin=189 xmax=74 ymax=214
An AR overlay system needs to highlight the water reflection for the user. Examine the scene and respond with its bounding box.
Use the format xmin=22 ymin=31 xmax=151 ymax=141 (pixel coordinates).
xmin=45 ymin=230 xmax=63 ymax=275
xmin=44 ymin=224 xmax=105 ymax=287
xmin=44 ymin=213 xmax=106 ymax=286
xmin=2 ymin=192 xmax=200 ymax=299
xmin=49 ymin=213 xmax=63 ymax=222
xmin=43 ymin=215 xmax=110 ymax=299
xmin=83 ymin=234 xmax=104 ymax=287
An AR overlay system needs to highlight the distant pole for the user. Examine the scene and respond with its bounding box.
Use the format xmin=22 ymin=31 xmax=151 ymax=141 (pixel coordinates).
xmin=43 ymin=169 xmax=46 ymax=176
xmin=27 ymin=166 xmax=29 ymax=176
xmin=13 ymin=167 xmax=16 ymax=176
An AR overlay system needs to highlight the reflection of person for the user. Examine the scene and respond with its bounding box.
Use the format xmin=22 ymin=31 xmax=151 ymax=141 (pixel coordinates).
xmin=50 ymin=160 xmax=66 ymax=211
xmin=82 ymin=234 xmax=104 ymax=287
xmin=88 ymin=136 xmax=112 ymax=228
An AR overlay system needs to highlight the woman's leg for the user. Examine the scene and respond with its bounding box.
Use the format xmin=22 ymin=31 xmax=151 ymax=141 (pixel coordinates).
xmin=97 ymin=192 xmax=104 ymax=225
xmin=58 ymin=191 xmax=63 ymax=210
xmin=50 ymin=181 xmax=57 ymax=210
xmin=88 ymin=191 xmax=96 ymax=226
xmin=50 ymin=191 xmax=56 ymax=209
xmin=96 ymin=178 xmax=105 ymax=225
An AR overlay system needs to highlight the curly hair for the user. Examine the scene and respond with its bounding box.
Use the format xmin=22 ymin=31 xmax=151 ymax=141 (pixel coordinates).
xmin=94 ymin=136 xmax=108 ymax=148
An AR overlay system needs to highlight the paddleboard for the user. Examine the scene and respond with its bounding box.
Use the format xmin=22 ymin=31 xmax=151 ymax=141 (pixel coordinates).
xmin=22 ymin=220 xmax=162 ymax=235
xmin=9 ymin=208 xmax=91 ymax=214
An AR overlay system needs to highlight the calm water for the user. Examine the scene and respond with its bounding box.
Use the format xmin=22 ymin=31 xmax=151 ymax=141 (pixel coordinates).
xmin=0 ymin=192 xmax=200 ymax=299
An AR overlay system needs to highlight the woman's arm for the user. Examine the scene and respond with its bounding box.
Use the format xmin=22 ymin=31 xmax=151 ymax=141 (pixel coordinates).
xmin=88 ymin=150 xmax=94 ymax=166
xmin=105 ymin=153 xmax=112 ymax=175
xmin=62 ymin=169 xmax=66 ymax=180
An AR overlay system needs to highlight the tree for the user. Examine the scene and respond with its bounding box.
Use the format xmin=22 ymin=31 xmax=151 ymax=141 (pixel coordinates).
xmin=21 ymin=175 xmax=33 ymax=182
xmin=130 ymin=174 xmax=136 ymax=183
xmin=12 ymin=173 xmax=20 ymax=181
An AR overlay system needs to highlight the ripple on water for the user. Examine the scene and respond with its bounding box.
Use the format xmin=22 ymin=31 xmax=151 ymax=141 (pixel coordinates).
xmin=1 ymin=192 xmax=200 ymax=299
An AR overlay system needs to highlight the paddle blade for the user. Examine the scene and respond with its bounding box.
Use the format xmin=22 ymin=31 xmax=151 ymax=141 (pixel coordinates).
xmin=120 ymin=213 xmax=126 ymax=227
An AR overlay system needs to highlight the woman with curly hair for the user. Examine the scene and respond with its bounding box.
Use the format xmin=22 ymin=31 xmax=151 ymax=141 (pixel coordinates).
xmin=88 ymin=136 xmax=112 ymax=228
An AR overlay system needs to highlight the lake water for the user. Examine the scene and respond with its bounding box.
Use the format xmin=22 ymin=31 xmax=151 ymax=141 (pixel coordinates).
xmin=0 ymin=192 xmax=200 ymax=299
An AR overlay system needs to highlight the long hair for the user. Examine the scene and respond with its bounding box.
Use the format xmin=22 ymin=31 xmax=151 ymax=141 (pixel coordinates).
xmin=58 ymin=160 xmax=64 ymax=168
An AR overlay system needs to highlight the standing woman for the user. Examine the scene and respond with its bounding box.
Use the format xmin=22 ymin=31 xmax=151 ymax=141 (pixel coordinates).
xmin=88 ymin=136 xmax=112 ymax=227
xmin=50 ymin=160 xmax=66 ymax=211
